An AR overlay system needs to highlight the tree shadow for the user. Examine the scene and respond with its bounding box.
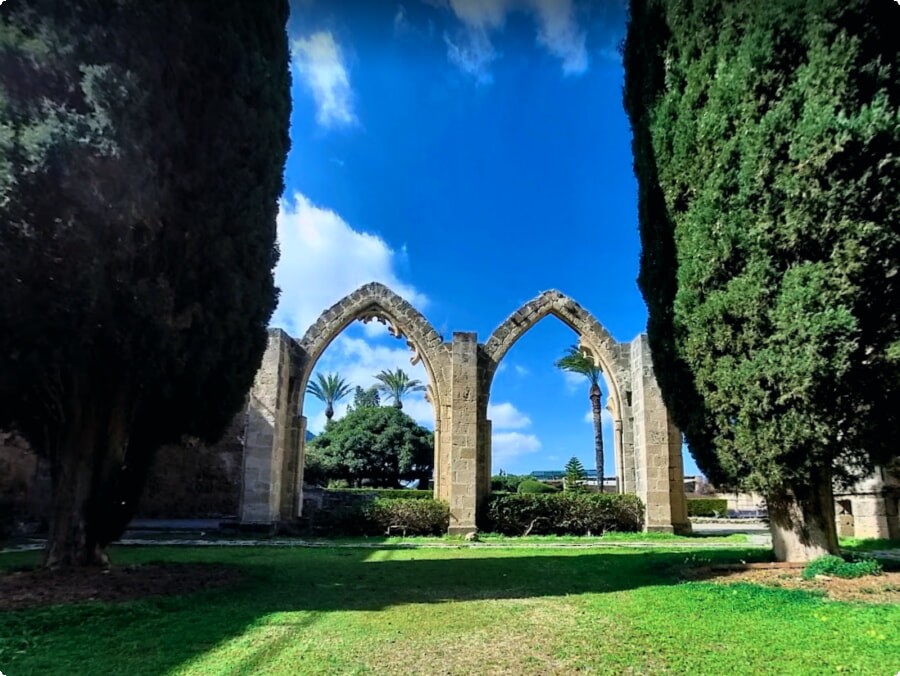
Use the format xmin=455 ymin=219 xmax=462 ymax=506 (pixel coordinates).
xmin=0 ymin=545 xmax=768 ymax=674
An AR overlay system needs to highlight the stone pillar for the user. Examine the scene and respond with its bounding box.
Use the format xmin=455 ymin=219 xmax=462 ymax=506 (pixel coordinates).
xmin=446 ymin=332 xmax=480 ymax=535
xmin=239 ymin=329 xmax=294 ymax=525
xmin=630 ymin=335 xmax=691 ymax=534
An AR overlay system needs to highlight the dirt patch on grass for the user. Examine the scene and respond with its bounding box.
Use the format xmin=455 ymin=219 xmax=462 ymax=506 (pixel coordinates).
xmin=0 ymin=562 xmax=242 ymax=610
xmin=685 ymin=564 xmax=900 ymax=604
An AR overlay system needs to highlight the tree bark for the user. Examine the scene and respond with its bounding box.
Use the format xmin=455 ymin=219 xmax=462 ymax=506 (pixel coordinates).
xmin=43 ymin=379 xmax=146 ymax=568
xmin=589 ymin=384 xmax=603 ymax=493
xmin=767 ymin=474 xmax=840 ymax=562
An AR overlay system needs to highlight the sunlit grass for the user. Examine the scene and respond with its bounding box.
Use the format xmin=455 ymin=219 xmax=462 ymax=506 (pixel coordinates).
xmin=1 ymin=544 xmax=897 ymax=675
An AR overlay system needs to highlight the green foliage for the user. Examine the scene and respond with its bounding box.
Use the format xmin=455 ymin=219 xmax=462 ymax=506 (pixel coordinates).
xmin=686 ymin=498 xmax=729 ymax=518
xmin=484 ymin=493 xmax=645 ymax=535
xmin=1 ymin=545 xmax=898 ymax=674
xmin=554 ymin=345 xmax=602 ymax=387
xmin=349 ymin=385 xmax=380 ymax=410
xmin=325 ymin=488 xmax=433 ymax=500
xmin=374 ymin=368 xmax=427 ymax=409
xmin=0 ymin=0 xmax=290 ymax=562
xmin=366 ymin=498 xmax=450 ymax=536
xmin=564 ymin=457 xmax=588 ymax=492
xmin=516 ymin=479 xmax=559 ymax=494
xmin=802 ymin=555 xmax=883 ymax=580
xmin=490 ymin=472 xmax=528 ymax=493
xmin=623 ymin=1 xmax=899 ymax=502
xmin=306 ymin=406 xmax=433 ymax=488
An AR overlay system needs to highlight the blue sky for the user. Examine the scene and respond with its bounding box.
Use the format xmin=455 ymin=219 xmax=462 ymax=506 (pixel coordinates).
xmin=274 ymin=0 xmax=700 ymax=478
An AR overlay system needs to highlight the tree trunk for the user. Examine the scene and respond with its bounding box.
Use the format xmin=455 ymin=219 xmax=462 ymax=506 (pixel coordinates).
xmin=43 ymin=380 xmax=144 ymax=568
xmin=589 ymin=384 xmax=603 ymax=493
xmin=44 ymin=392 xmax=110 ymax=568
xmin=325 ymin=402 xmax=334 ymax=420
xmin=394 ymin=398 xmax=403 ymax=409
xmin=767 ymin=475 xmax=840 ymax=562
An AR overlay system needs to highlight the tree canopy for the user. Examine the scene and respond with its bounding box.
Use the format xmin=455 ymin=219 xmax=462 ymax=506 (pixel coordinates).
xmin=624 ymin=0 xmax=898 ymax=559
xmin=305 ymin=407 xmax=433 ymax=488
xmin=0 ymin=0 xmax=290 ymax=565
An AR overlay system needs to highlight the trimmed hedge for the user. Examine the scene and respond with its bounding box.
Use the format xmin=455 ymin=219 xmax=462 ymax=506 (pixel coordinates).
xmin=366 ymin=498 xmax=449 ymax=536
xmin=517 ymin=479 xmax=558 ymax=494
xmin=484 ymin=493 xmax=644 ymax=535
xmin=325 ymin=489 xmax=433 ymax=500
xmin=687 ymin=498 xmax=729 ymax=517
xmin=307 ymin=498 xmax=449 ymax=536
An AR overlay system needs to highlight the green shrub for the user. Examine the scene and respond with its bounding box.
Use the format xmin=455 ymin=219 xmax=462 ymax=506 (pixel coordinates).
xmin=325 ymin=488 xmax=433 ymax=500
xmin=802 ymin=555 xmax=883 ymax=580
xmin=490 ymin=473 xmax=528 ymax=492
xmin=484 ymin=493 xmax=644 ymax=535
xmin=517 ymin=479 xmax=558 ymax=494
xmin=687 ymin=498 xmax=729 ymax=518
xmin=365 ymin=499 xmax=449 ymax=536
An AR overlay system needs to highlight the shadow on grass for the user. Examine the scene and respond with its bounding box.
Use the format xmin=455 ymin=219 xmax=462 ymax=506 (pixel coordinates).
xmin=0 ymin=545 xmax=768 ymax=675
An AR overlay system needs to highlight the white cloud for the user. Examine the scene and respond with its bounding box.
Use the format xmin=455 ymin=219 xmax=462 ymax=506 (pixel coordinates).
xmin=272 ymin=193 xmax=427 ymax=336
xmin=562 ymin=370 xmax=584 ymax=393
xmin=529 ymin=0 xmax=588 ymax=74
xmin=488 ymin=402 xmax=531 ymax=430
xmin=306 ymin=335 xmax=434 ymax=434
xmin=434 ymin=0 xmax=587 ymax=81
xmin=514 ymin=365 xmax=529 ymax=376
xmin=292 ymin=31 xmax=356 ymax=128
xmin=583 ymin=409 xmax=613 ymax=429
xmin=492 ymin=431 xmax=541 ymax=466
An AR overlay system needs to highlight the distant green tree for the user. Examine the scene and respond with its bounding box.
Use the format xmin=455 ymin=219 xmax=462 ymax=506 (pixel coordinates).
xmin=306 ymin=373 xmax=353 ymax=421
xmin=374 ymin=368 xmax=426 ymax=409
xmin=0 ymin=0 xmax=290 ymax=567
xmin=555 ymin=346 xmax=604 ymax=489
xmin=490 ymin=471 xmax=528 ymax=493
xmin=306 ymin=407 xmax=433 ymax=488
xmin=624 ymin=0 xmax=898 ymax=560
xmin=564 ymin=457 xmax=588 ymax=493
xmin=349 ymin=385 xmax=381 ymax=410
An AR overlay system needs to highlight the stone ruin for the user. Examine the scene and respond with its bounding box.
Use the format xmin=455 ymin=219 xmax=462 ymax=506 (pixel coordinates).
xmin=239 ymin=282 xmax=691 ymax=535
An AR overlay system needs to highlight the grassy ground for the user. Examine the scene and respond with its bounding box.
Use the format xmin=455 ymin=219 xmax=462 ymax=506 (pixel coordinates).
xmin=1 ymin=544 xmax=898 ymax=675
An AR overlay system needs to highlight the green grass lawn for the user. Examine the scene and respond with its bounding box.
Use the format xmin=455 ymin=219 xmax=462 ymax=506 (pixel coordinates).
xmin=1 ymin=544 xmax=897 ymax=675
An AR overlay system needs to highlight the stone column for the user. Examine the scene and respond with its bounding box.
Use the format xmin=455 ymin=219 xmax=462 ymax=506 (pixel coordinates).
xmin=446 ymin=332 xmax=480 ymax=535
xmin=239 ymin=329 xmax=294 ymax=525
xmin=630 ymin=335 xmax=691 ymax=534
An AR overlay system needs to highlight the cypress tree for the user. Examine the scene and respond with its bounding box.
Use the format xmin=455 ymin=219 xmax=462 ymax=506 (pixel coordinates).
xmin=624 ymin=0 xmax=898 ymax=560
xmin=0 ymin=0 xmax=291 ymax=566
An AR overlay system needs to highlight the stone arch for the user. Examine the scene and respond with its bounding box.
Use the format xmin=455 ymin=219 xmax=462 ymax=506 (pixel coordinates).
xmin=482 ymin=289 xmax=626 ymax=403
xmin=481 ymin=290 xmax=632 ymax=493
xmin=295 ymin=282 xmax=445 ymax=409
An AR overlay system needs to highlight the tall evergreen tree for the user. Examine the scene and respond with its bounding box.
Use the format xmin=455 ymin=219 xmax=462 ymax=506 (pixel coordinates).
xmin=0 ymin=0 xmax=291 ymax=566
xmin=624 ymin=0 xmax=898 ymax=560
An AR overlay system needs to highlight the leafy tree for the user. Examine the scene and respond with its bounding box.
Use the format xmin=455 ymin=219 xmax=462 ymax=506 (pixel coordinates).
xmin=490 ymin=471 xmax=528 ymax=493
xmin=374 ymin=368 xmax=427 ymax=409
xmin=349 ymin=385 xmax=381 ymax=410
xmin=564 ymin=457 xmax=587 ymax=493
xmin=624 ymin=0 xmax=898 ymax=560
xmin=555 ymin=346 xmax=604 ymax=490
xmin=0 ymin=0 xmax=290 ymax=566
xmin=306 ymin=372 xmax=353 ymax=421
xmin=306 ymin=407 xmax=433 ymax=488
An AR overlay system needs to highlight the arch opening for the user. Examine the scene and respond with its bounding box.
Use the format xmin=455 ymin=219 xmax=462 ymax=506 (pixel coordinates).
xmin=481 ymin=291 xmax=631 ymax=497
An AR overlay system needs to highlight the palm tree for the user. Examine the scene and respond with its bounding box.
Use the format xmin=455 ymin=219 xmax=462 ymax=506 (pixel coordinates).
xmin=306 ymin=372 xmax=353 ymax=421
xmin=374 ymin=368 xmax=426 ymax=409
xmin=555 ymin=345 xmax=604 ymax=492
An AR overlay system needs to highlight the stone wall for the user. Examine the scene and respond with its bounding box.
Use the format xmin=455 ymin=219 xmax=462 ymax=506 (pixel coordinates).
xmin=0 ymin=419 xmax=245 ymax=532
